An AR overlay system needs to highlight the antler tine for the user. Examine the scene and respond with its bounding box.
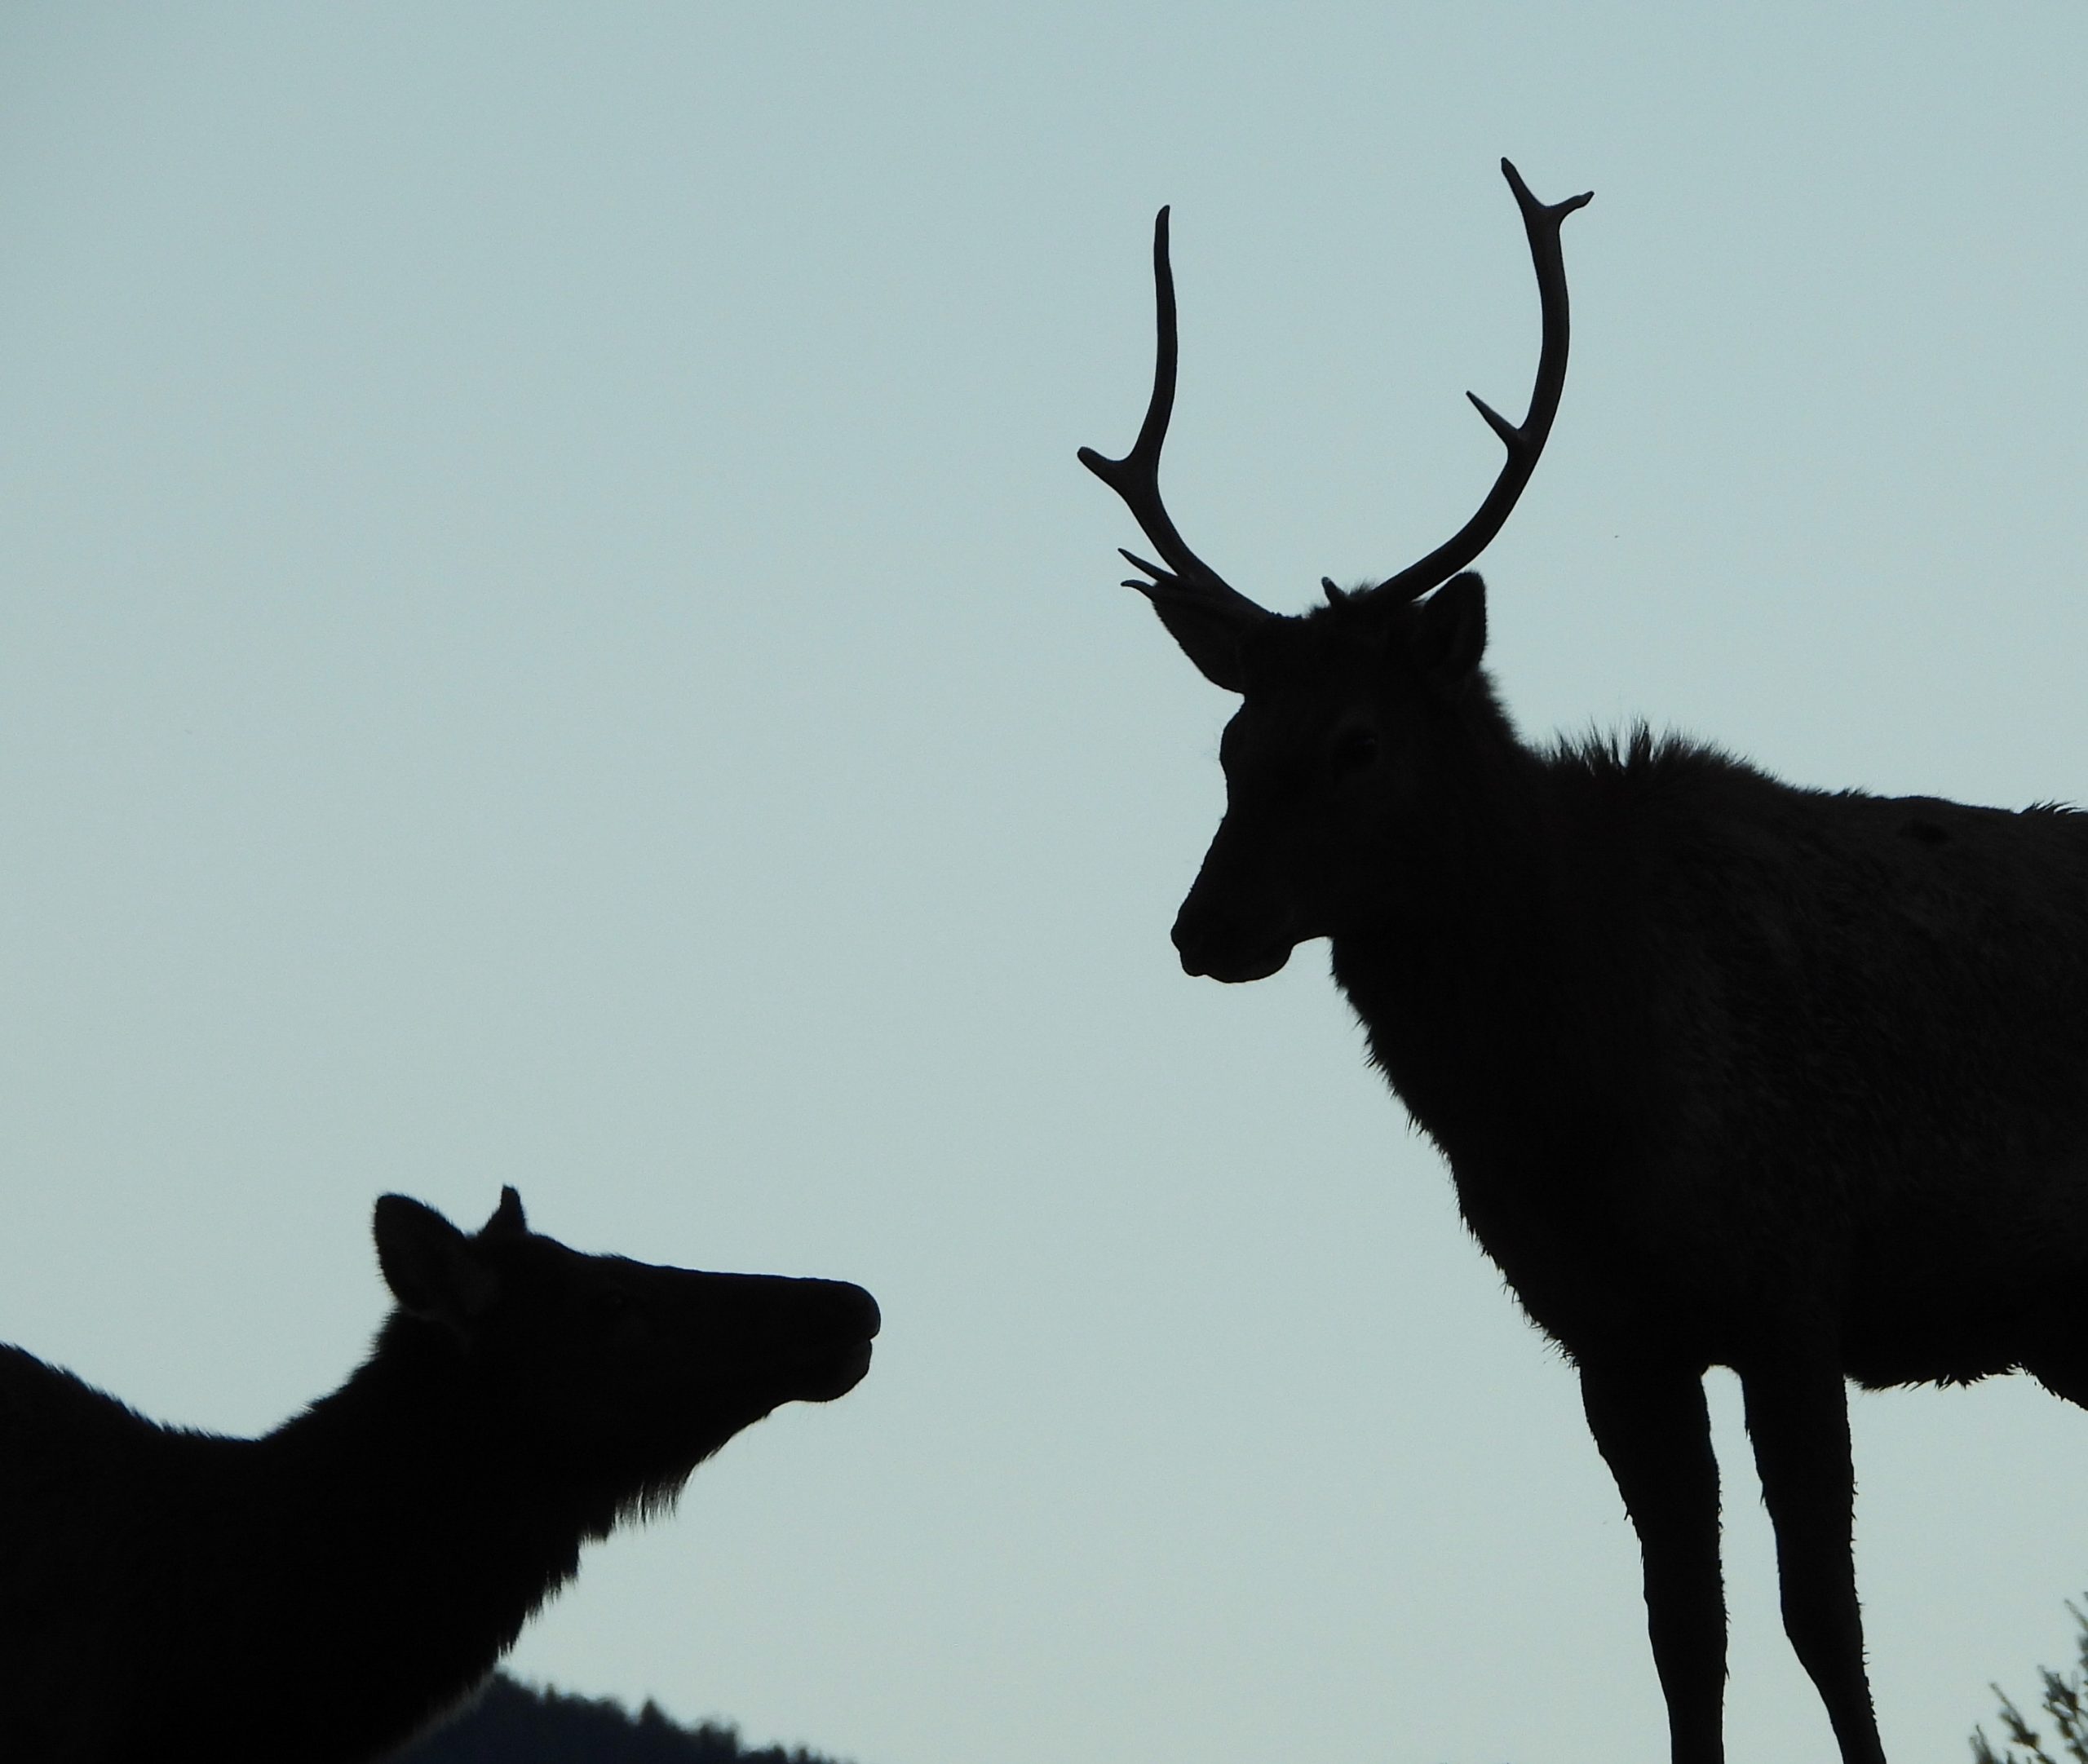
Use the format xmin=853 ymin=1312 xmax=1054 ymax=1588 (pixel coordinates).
xmin=1374 ymin=160 xmax=1592 ymax=603
xmin=1078 ymin=209 xmax=1272 ymax=625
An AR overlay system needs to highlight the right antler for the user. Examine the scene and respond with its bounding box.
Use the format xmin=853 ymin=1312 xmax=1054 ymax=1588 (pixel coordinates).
xmin=1374 ymin=161 xmax=1591 ymax=603
xmin=1077 ymin=207 xmax=1275 ymax=636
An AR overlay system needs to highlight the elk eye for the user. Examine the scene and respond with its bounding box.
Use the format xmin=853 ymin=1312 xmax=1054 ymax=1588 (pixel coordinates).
xmin=1329 ymin=727 xmax=1380 ymax=776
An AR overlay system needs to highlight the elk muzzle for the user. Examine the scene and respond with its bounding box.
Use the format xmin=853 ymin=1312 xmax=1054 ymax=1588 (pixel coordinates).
xmin=779 ymin=1278 xmax=881 ymax=1403
xmin=1171 ymin=846 xmax=1300 ymax=984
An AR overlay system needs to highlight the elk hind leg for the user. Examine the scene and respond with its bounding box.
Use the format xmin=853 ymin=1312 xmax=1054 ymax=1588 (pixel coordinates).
xmin=1739 ymin=1354 xmax=1887 ymax=1764
xmin=1579 ymin=1355 xmax=1727 ymax=1764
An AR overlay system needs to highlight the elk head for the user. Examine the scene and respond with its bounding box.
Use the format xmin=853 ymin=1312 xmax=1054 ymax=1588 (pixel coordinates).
xmin=1080 ymin=161 xmax=1590 ymax=982
xmin=374 ymin=1187 xmax=881 ymax=1520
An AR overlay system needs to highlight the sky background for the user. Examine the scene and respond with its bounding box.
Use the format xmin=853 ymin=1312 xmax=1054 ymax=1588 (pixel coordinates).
xmin=3 ymin=7 xmax=2086 ymax=1762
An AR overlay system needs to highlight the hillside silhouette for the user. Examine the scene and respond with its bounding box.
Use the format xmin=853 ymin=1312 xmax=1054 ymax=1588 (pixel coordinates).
xmin=395 ymin=1673 xmax=853 ymax=1764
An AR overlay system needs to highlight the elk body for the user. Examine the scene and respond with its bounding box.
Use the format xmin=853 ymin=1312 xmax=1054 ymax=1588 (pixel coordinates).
xmin=0 ymin=1189 xmax=879 ymax=1764
xmin=1082 ymin=161 xmax=2088 ymax=1764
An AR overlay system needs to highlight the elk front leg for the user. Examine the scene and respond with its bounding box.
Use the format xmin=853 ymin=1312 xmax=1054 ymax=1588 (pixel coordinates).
xmin=1579 ymin=1355 xmax=1726 ymax=1764
xmin=1738 ymin=1354 xmax=1887 ymax=1764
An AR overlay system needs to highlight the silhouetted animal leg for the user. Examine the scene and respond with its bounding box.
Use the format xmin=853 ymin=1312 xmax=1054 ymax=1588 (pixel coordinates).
xmin=1579 ymin=1356 xmax=1725 ymax=1764
xmin=1739 ymin=1356 xmax=1886 ymax=1764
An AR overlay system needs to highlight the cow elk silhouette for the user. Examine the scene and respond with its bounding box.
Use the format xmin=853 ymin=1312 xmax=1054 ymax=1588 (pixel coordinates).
xmin=0 ymin=1188 xmax=879 ymax=1764
xmin=1082 ymin=160 xmax=2088 ymax=1764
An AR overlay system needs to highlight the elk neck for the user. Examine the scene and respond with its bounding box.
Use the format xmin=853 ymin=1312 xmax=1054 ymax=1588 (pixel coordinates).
xmin=216 ymin=1315 xmax=609 ymax=1667
xmin=1326 ymin=677 xmax=1621 ymax=1168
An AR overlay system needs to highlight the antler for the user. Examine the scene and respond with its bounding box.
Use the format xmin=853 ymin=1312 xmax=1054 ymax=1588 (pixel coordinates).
xmin=1077 ymin=208 xmax=1273 ymax=634
xmin=1374 ymin=160 xmax=1592 ymax=603
xmin=1081 ymin=163 xmax=1590 ymax=641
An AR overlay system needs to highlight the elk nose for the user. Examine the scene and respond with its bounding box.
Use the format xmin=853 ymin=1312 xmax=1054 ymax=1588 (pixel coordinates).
xmin=1171 ymin=897 xmax=1226 ymax=978
xmin=817 ymin=1279 xmax=880 ymax=1340
xmin=1170 ymin=899 xmax=1201 ymax=968
xmin=848 ymin=1284 xmax=881 ymax=1338
xmin=1171 ymin=897 xmax=1295 ymax=985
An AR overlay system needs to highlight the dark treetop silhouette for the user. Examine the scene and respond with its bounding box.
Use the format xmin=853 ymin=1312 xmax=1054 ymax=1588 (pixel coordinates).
xmin=392 ymin=1670 xmax=853 ymax=1764
xmin=0 ymin=1189 xmax=878 ymax=1764
xmin=1082 ymin=159 xmax=2088 ymax=1764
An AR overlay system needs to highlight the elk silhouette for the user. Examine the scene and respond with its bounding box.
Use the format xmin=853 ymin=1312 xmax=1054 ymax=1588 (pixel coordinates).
xmin=0 ymin=1188 xmax=879 ymax=1764
xmin=1082 ymin=160 xmax=2088 ymax=1764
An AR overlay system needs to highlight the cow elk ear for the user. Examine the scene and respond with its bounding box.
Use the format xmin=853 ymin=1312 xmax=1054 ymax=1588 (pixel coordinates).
xmin=1415 ymin=572 xmax=1489 ymax=696
xmin=374 ymin=1196 xmax=501 ymax=1333
xmin=483 ymin=1186 xmax=529 ymax=1237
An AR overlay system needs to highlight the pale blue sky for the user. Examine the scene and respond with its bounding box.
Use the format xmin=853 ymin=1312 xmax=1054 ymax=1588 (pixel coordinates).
xmin=3 ymin=7 xmax=2087 ymax=1762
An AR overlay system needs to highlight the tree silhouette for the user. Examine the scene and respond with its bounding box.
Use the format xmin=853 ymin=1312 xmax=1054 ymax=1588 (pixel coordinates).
xmin=395 ymin=1672 xmax=853 ymax=1764
xmin=1974 ymin=1598 xmax=2088 ymax=1764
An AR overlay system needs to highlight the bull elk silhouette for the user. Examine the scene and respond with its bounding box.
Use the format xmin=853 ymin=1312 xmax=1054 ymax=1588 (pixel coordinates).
xmin=0 ymin=1188 xmax=879 ymax=1764
xmin=1082 ymin=160 xmax=2088 ymax=1764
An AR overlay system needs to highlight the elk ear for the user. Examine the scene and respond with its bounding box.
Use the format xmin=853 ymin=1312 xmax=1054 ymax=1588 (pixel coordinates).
xmin=482 ymin=1186 xmax=528 ymax=1236
xmin=374 ymin=1196 xmax=501 ymax=1330
xmin=1413 ymin=572 xmax=1488 ymax=694
xmin=1142 ymin=590 xmax=1253 ymax=694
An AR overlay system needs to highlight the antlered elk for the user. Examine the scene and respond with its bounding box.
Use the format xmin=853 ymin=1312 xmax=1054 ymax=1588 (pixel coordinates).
xmin=0 ymin=1188 xmax=879 ymax=1764
xmin=1082 ymin=160 xmax=2088 ymax=1764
